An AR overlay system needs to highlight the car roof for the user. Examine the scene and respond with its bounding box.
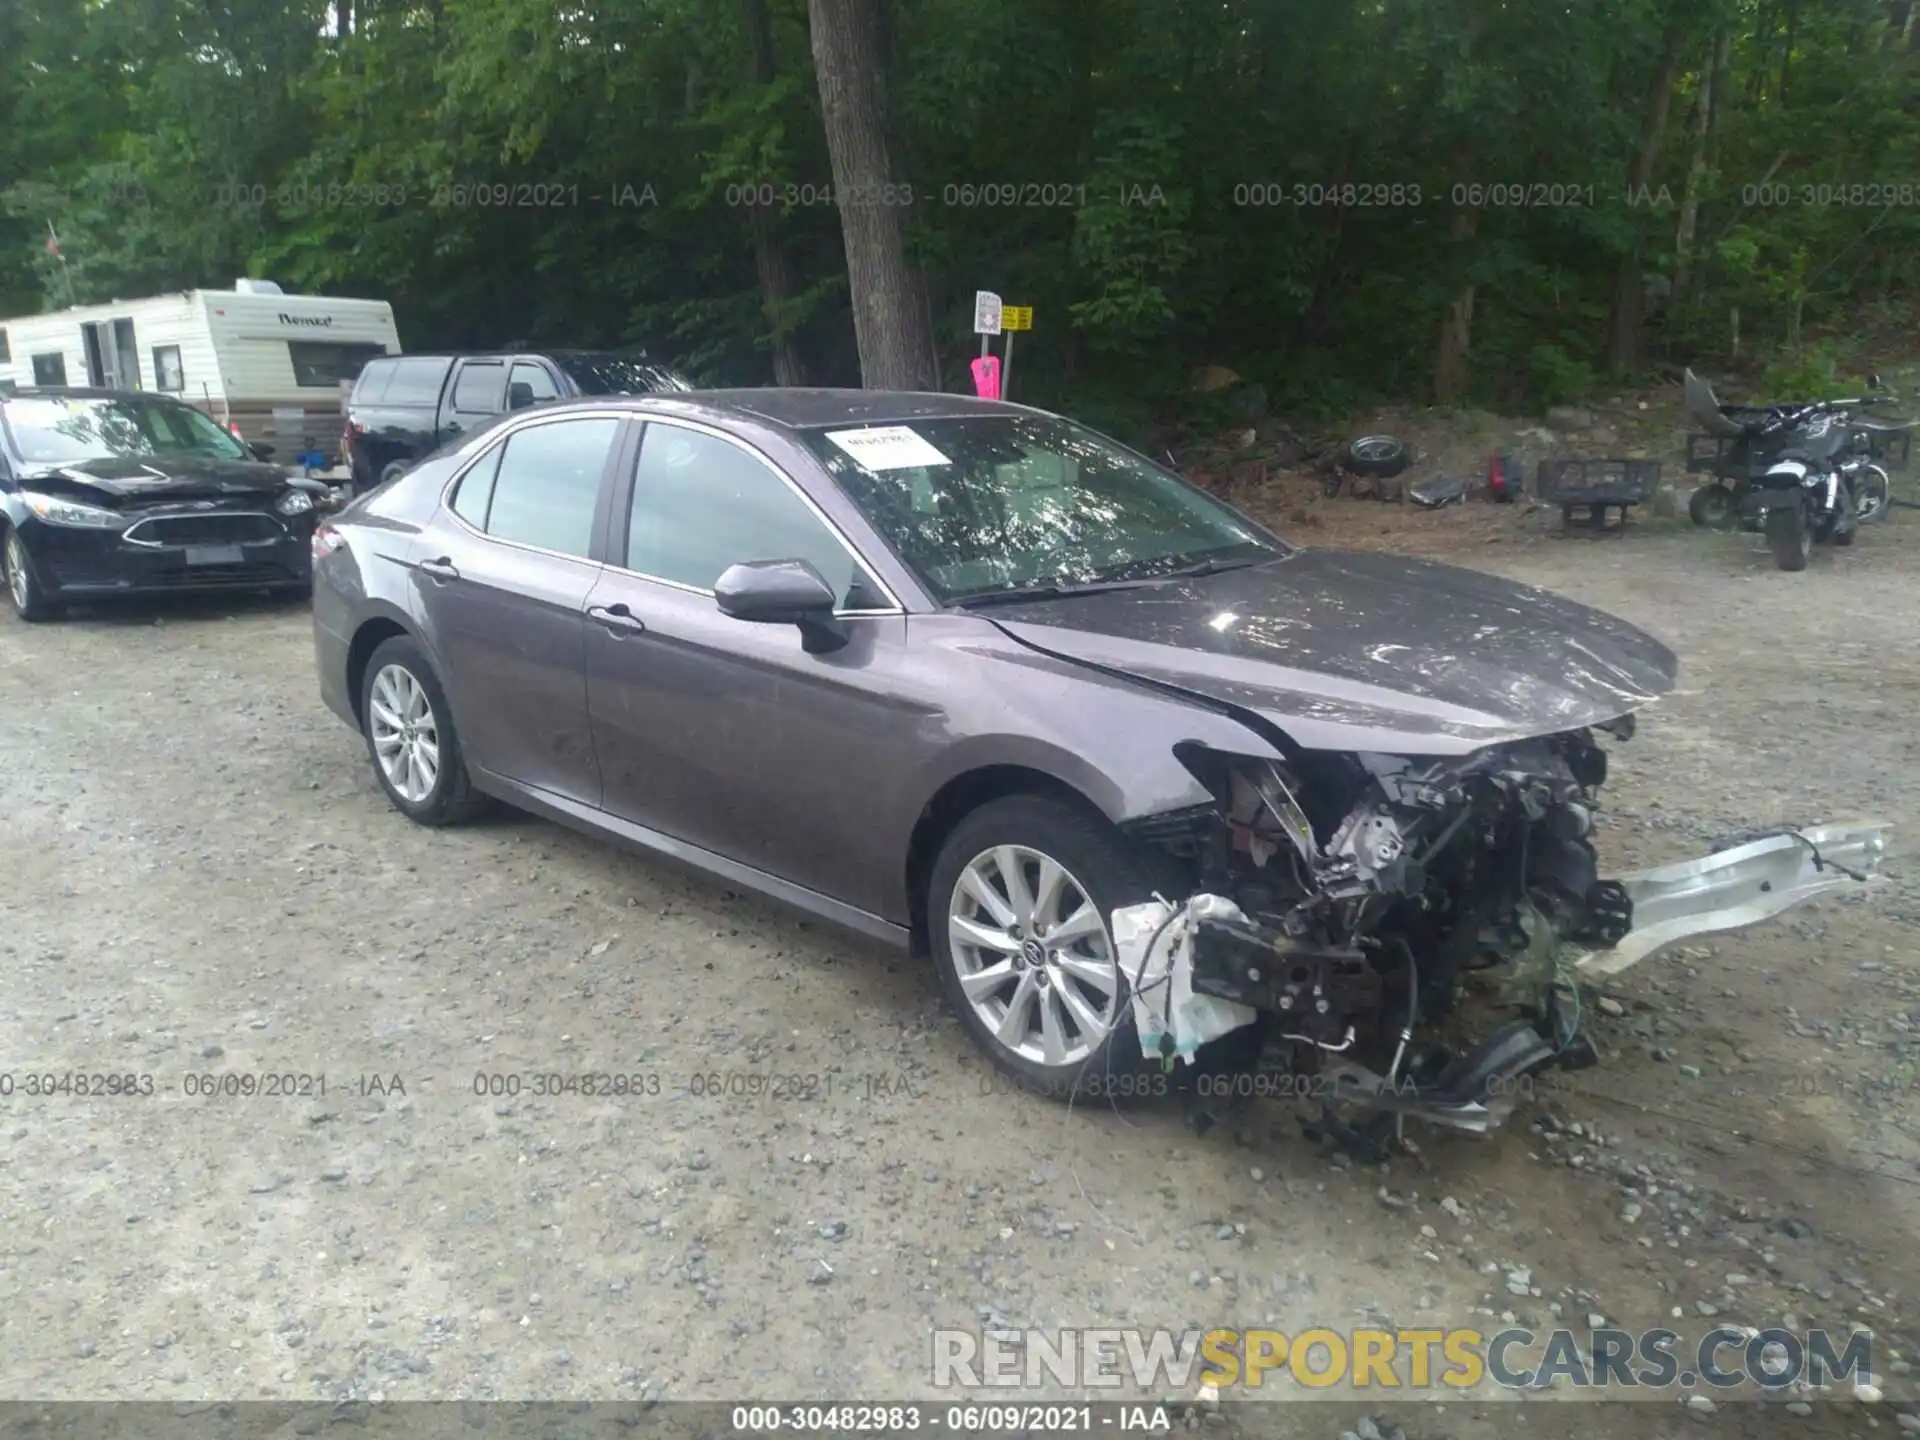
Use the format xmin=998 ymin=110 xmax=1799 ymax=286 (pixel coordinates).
xmin=365 ymin=350 xmax=662 ymax=363
xmin=0 ymin=386 xmax=187 ymax=402
xmin=620 ymin=387 xmax=1032 ymax=431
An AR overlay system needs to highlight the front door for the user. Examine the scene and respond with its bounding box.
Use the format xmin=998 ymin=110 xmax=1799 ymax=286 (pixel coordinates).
xmin=582 ymin=419 xmax=923 ymax=918
xmin=408 ymin=412 xmax=626 ymax=806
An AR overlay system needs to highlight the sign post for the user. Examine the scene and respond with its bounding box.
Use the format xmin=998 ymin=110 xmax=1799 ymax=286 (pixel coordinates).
xmin=1000 ymin=305 xmax=1032 ymax=402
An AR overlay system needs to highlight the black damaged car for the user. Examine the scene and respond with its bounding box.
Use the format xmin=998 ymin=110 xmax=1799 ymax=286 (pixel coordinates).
xmin=0 ymin=386 xmax=326 ymax=621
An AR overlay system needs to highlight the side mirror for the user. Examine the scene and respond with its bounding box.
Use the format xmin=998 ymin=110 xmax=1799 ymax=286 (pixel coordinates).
xmin=714 ymin=558 xmax=847 ymax=654
xmin=508 ymin=382 xmax=536 ymax=410
xmin=248 ymin=441 xmax=276 ymax=460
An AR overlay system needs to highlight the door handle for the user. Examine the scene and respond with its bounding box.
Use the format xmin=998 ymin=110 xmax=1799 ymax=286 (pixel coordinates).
xmin=588 ymin=602 xmax=646 ymax=636
xmin=417 ymin=556 xmax=459 ymax=582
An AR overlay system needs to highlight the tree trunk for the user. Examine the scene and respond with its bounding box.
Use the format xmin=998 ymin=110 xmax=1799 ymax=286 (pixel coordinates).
xmin=1434 ymin=151 xmax=1477 ymax=404
xmin=1672 ymin=32 xmax=1724 ymax=310
xmin=740 ymin=0 xmax=807 ymax=386
xmin=1606 ymin=22 xmax=1688 ymax=376
xmin=807 ymin=0 xmax=936 ymax=389
xmin=1779 ymin=0 xmax=1798 ymax=104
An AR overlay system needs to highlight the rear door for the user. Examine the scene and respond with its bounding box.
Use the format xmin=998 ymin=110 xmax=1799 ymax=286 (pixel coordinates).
xmin=439 ymin=358 xmax=508 ymax=445
xmin=407 ymin=411 xmax=629 ymax=806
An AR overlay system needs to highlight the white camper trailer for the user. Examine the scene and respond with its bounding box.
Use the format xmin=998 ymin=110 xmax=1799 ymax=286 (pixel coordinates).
xmin=0 ymin=280 xmax=402 ymax=464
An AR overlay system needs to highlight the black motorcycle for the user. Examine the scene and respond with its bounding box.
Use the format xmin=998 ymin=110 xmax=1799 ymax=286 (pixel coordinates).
xmin=1683 ymin=369 xmax=1910 ymax=571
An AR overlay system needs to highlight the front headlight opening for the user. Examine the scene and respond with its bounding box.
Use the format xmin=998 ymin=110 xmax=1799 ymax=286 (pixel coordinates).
xmin=276 ymin=490 xmax=316 ymax=516
xmin=20 ymin=490 xmax=123 ymax=528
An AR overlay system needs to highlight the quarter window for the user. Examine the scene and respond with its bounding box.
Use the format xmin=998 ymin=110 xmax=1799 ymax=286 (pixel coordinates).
xmin=471 ymin=417 xmax=619 ymax=558
xmin=31 ymin=353 xmax=67 ymax=386
xmin=625 ymin=424 xmax=881 ymax=607
xmin=451 ymin=447 xmax=503 ymax=529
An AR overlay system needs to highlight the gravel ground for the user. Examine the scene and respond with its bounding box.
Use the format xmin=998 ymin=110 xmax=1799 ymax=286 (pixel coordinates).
xmin=2 ymin=506 xmax=1917 ymax=1439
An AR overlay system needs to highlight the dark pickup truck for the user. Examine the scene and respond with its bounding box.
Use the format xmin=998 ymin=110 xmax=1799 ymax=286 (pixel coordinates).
xmin=341 ymin=350 xmax=694 ymax=491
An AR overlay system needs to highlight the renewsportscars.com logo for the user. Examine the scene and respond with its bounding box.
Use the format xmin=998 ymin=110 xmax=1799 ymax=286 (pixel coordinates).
xmin=931 ymin=1325 xmax=1879 ymax=1396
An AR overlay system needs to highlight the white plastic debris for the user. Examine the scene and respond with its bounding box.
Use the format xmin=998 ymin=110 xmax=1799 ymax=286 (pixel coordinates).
xmin=1113 ymin=894 xmax=1260 ymax=1065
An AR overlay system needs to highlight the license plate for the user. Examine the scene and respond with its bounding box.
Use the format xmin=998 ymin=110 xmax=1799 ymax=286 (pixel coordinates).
xmin=184 ymin=545 xmax=245 ymax=566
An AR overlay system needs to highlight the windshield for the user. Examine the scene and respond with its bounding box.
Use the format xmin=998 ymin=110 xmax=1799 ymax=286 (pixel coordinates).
xmin=2 ymin=394 xmax=251 ymax=465
xmin=796 ymin=413 xmax=1282 ymax=602
xmin=553 ymin=353 xmax=695 ymax=396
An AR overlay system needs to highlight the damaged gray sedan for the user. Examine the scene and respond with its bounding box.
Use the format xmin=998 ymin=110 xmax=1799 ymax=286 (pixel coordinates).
xmin=309 ymin=390 xmax=1887 ymax=1141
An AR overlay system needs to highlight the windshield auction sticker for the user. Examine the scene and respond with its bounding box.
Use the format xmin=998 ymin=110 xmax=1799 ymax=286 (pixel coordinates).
xmin=824 ymin=425 xmax=951 ymax=471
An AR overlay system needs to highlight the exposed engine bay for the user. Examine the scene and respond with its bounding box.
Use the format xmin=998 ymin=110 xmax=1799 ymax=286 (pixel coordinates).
xmin=1119 ymin=723 xmax=1888 ymax=1150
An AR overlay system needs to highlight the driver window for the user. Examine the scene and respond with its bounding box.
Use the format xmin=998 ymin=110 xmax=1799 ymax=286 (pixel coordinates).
xmin=625 ymin=425 xmax=884 ymax=608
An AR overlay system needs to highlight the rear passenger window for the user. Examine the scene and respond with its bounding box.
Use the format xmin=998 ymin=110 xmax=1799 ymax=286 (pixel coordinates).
xmin=478 ymin=417 xmax=620 ymax=559
xmin=452 ymin=362 xmax=505 ymax=414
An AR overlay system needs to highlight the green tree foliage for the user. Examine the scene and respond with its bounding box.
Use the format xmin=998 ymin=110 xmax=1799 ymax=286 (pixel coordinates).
xmin=3 ymin=0 xmax=1915 ymax=420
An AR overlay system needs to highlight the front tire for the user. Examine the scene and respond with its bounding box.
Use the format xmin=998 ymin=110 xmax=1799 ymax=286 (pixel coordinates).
xmin=1765 ymin=505 xmax=1811 ymax=571
xmin=930 ymin=795 xmax=1164 ymax=1102
xmin=3 ymin=530 xmax=62 ymax=622
xmin=359 ymin=635 xmax=489 ymax=825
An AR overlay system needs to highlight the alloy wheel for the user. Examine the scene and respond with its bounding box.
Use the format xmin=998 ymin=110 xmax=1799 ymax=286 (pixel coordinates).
xmin=368 ymin=663 xmax=440 ymax=804
xmin=946 ymin=844 xmax=1121 ymax=1069
xmin=6 ymin=534 xmax=29 ymax=612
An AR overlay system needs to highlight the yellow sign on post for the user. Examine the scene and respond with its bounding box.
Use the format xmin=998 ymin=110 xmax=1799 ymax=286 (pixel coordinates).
xmin=1002 ymin=306 xmax=1033 ymax=331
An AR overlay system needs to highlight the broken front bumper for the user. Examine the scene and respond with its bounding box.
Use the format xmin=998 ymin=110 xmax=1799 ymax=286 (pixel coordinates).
xmin=1571 ymin=821 xmax=1890 ymax=978
xmin=1154 ymin=822 xmax=1891 ymax=1139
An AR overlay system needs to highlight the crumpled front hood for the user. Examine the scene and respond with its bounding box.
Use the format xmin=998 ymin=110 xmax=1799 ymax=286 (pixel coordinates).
xmin=985 ymin=549 xmax=1678 ymax=755
xmin=26 ymin=454 xmax=290 ymax=503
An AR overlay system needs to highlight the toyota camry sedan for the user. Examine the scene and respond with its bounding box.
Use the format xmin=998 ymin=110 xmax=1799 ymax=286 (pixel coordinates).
xmin=310 ymin=389 xmax=1886 ymax=1125
xmin=0 ymin=387 xmax=324 ymax=620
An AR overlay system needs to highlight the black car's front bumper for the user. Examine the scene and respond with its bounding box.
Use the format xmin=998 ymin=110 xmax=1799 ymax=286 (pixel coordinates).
xmin=22 ymin=508 xmax=314 ymax=599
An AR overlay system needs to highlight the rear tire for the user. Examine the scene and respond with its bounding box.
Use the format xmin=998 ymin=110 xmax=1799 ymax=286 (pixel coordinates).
xmin=1765 ymin=506 xmax=1811 ymax=571
xmin=359 ymin=635 xmax=490 ymax=826
xmin=378 ymin=460 xmax=409 ymax=488
xmin=1688 ymin=484 xmax=1735 ymax=530
xmin=3 ymin=530 xmax=62 ymax=622
xmin=930 ymin=795 xmax=1169 ymax=1103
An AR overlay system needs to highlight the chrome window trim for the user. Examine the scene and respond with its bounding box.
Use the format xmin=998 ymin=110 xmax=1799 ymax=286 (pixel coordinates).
xmin=606 ymin=413 xmax=906 ymax=618
xmin=438 ymin=408 xmax=630 ymax=566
